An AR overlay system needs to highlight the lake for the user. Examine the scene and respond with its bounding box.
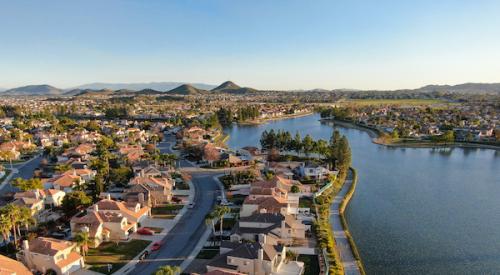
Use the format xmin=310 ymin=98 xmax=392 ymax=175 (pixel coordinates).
xmin=224 ymin=113 xmax=500 ymax=274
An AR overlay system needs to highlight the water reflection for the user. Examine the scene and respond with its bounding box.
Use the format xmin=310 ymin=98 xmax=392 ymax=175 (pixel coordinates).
xmin=224 ymin=114 xmax=500 ymax=275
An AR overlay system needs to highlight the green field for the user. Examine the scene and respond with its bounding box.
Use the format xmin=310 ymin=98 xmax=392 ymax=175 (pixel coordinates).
xmin=342 ymin=98 xmax=447 ymax=106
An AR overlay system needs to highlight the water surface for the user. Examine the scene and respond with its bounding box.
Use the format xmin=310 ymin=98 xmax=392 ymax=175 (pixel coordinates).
xmin=224 ymin=114 xmax=500 ymax=274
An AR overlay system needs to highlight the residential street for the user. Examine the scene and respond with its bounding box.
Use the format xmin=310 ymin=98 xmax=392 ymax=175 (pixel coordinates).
xmin=0 ymin=154 xmax=43 ymax=198
xmin=129 ymin=133 xmax=220 ymax=274
xmin=130 ymin=172 xmax=219 ymax=274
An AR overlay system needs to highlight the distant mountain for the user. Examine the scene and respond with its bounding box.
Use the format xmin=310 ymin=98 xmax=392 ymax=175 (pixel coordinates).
xmin=72 ymin=82 xmax=215 ymax=91
xmin=167 ymin=84 xmax=207 ymax=95
xmin=73 ymin=89 xmax=115 ymax=97
xmin=415 ymin=83 xmax=500 ymax=94
xmin=211 ymin=81 xmax=258 ymax=94
xmin=2 ymin=84 xmax=63 ymax=95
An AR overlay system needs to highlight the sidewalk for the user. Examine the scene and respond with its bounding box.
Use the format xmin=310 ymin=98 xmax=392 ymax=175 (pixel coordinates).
xmin=330 ymin=178 xmax=361 ymax=275
xmin=111 ymin=179 xmax=196 ymax=274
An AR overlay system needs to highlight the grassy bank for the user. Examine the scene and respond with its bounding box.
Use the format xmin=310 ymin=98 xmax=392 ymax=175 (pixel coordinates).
xmin=326 ymin=118 xmax=499 ymax=150
xmin=338 ymin=168 xmax=366 ymax=275
xmin=314 ymin=172 xmax=345 ymax=275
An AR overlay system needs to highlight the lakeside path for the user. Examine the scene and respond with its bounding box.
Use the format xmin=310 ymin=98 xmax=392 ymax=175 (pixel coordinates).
xmin=330 ymin=176 xmax=361 ymax=275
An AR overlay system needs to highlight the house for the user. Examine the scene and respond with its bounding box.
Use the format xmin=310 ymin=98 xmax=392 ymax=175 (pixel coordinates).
xmin=297 ymin=162 xmax=337 ymax=181
xmin=0 ymin=142 xmax=22 ymax=161
xmin=45 ymin=189 xmax=66 ymax=208
xmin=93 ymin=196 xmax=150 ymax=224
xmin=240 ymin=178 xmax=301 ymax=218
xmin=128 ymin=176 xmax=173 ymax=206
xmin=13 ymin=189 xmax=46 ymax=216
xmin=47 ymin=173 xmax=83 ymax=193
xmin=62 ymin=168 xmax=96 ymax=182
xmin=19 ymin=237 xmax=84 ymax=275
xmin=230 ymin=213 xmax=306 ymax=245
xmin=206 ymin=237 xmax=304 ymax=275
xmin=0 ymin=255 xmax=31 ymax=275
xmin=118 ymin=144 xmax=144 ymax=163
xmin=70 ymin=205 xmax=137 ymax=248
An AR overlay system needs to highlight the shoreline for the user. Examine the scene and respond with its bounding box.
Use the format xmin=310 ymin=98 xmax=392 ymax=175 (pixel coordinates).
xmin=322 ymin=118 xmax=500 ymax=151
xmin=338 ymin=168 xmax=365 ymax=274
xmin=237 ymin=111 xmax=314 ymax=126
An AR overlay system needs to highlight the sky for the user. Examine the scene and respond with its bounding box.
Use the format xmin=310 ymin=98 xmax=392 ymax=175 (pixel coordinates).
xmin=1 ymin=0 xmax=500 ymax=90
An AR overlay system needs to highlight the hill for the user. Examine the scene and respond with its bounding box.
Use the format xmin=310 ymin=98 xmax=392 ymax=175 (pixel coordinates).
xmin=72 ymin=82 xmax=215 ymax=91
xmin=73 ymin=89 xmax=115 ymax=97
xmin=211 ymin=81 xmax=258 ymax=94
xmin=167 ymin=84 xmax=207 ymax=95
xmin=2 ymin=84 xmax=63 ymax=95
xmin=415 ymin=83 xmax=500 ymax=94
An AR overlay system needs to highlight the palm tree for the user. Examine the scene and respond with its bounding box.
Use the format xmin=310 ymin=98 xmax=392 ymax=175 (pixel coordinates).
xmin=18 ymin=206 xmax=35 ymax=234
xmin=213 ymin=205 xmax=230 ymax=242
xmin=0 ymin=204 xmax=20 ymax=246
xmin=153 ymin=265 xmax=180 ymax=275
xmin=0 ymin=151 xmax=14 ymax=169
xmin=0 ymin=213 xmax=12 ymax=245
xmin=74 ymin=231 xmax=92 ymax=260
xmin=204 ymin=213 xmax=216 ymax=245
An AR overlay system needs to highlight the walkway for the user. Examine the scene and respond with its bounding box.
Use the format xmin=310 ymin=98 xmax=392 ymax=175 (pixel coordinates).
xmin=330 ymin=176 xmax=361 ymax=275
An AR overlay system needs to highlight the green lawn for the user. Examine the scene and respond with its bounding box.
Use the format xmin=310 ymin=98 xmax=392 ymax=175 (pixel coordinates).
xmin=86 ymin=240 xmax=151 ymax=274
xmin=196 ymin=247 xmax=219 ymax=259
xmin=298 ymin=254 xmax=320 ymax=275
xmin=343 ymin=98 xmax=446 ymax=106
xmin=299 ymin=197 xmax=313 ymax=209
xmin=152 ymin=204 xmax=184 ymax=218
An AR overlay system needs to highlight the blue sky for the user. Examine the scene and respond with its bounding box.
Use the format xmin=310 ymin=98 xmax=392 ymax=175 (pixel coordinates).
xmin=1 ymin=0 xmax=500 ymax=90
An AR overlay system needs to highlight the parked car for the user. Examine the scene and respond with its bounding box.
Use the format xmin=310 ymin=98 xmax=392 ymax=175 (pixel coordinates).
xmin=137 ymin=227 xmax=154 ymax=235
xmin=188 ymin=203 xmax=195 ymax=209
xmin=151 ymin=241 xmax=162 ymax=251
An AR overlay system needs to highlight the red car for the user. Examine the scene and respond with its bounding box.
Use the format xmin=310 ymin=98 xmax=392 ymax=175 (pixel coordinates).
xmin=151 ymin=241 xmax=162 ymax=251
xmin=137 ymin=227 xmax=154 ymax=235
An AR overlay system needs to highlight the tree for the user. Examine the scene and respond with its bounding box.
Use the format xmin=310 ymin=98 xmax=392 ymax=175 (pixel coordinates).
xmin=61 ymin=191 xmax=92 ymax=217
xmin=12 ymin=178 xmax=43 ymax=191
xmin=55 ymin=163 xmax=72 ymax=173
xmin=0 ymin=204 xmax=20 ymax=246
xmin=74 ymin=231 xmax=92 ymax=260
xmin=292 ymin=132 xmax=302 ymax=155
xmin=302 ymin=135 xmax=314 ymax=157
xmin=291 ymin=185 xmax=300 ymax=193
xmin=204 ymin=212 xmax=217 ymax=245
xmin=0 ymin=150 xmax=15 ymax=169
xmin=153 ymin=265 xmax=181 ymax=275
xmin=212 ymin=205 xmax=230 ymax=242
xmin=0 ymin=213 xmax=12 ymax=245
xmin=18 ymin=206 xmax=35 ymax=234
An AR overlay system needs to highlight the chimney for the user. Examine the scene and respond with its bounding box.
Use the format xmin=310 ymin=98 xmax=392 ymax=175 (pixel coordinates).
xmin=23 ymin=240 xmax=29 ymax=250
xmin=93 ymin=204 xmax=99 ymax=212
xmin=73 ymin=169 xmax=77 ymax=176
xmin=258 ymin=248 xmax=264 ymax=260
xmin=258 ymin=233 xmax=266 ymax=244
xmin=106 ymin=194 xmax=111 ymax=200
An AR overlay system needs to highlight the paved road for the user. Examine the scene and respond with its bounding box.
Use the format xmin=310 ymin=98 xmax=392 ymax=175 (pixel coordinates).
xmin=330 ymin=174 xmax=361 ymax=275
xmin=131 ymin=171 xmax=220 ymax=274
xmin=0 ymin=154 xmax=43 ymax=196
xmin=131 ymin=133 xmax=220 ymax=274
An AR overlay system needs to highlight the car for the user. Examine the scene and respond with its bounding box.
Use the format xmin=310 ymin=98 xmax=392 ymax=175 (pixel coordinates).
xmin=151 ymin=241 xmax=162 ymax=251
xmin=187 ymin=203 xmax=195 ymax=209
xmin=137 ymin=227 xmax=154 ymax=235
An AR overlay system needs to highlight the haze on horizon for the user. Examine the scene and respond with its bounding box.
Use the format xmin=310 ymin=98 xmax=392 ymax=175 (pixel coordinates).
xmin=2 ymin=0 xmax=500 ymax=91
